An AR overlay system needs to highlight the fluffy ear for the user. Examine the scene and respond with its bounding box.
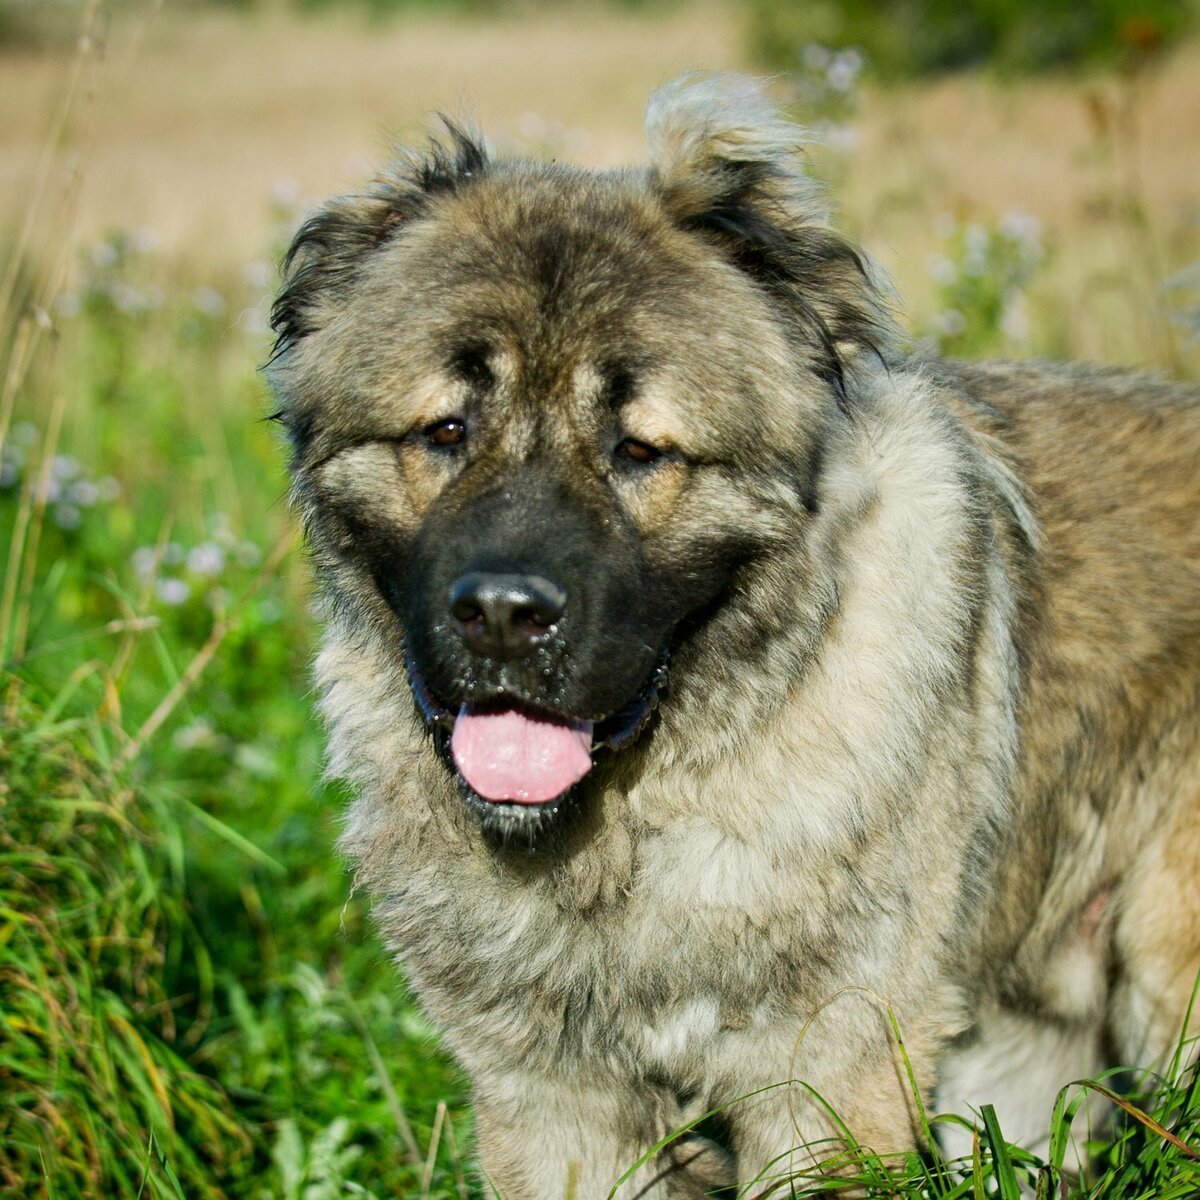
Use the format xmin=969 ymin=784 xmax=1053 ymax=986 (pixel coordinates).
xmin=645 ymin=74 xmax=893 ymax=390
xmin=269 ymin=121 xmax=487 ymax=360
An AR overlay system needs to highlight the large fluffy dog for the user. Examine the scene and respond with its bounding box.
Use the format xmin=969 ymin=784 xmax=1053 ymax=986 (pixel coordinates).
xmin=268 ymin=76 xmax=1200 ymax=1196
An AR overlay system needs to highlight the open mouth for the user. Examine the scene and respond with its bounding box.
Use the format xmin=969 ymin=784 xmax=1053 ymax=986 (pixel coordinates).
xmin=406 ymin=649 xmax=669 ymax=824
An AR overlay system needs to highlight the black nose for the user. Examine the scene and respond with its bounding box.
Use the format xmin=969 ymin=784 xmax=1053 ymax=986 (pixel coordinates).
xmin=449 ymin=571 xmax=566 ymax=660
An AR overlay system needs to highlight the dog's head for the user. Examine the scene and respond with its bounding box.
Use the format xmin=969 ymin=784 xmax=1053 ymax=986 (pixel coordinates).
xmin=268 ymin=76 xmax=890 ymax=837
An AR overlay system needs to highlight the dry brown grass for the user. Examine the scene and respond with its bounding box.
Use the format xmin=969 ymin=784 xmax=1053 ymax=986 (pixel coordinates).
xmin=841 ymin=48 xmax=1200 ymax=366
xmin=1 ymin=2 xmax=1197 ymax=369
xmin=0 ymin=4 xmax=739 ymax=257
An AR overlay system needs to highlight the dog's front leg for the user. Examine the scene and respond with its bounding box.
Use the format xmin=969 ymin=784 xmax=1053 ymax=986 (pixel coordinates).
xmin=719 ymin=1019 xmax=935 ymax=1194
xmin=472 ymin=1073 xmax=734 ymax=1200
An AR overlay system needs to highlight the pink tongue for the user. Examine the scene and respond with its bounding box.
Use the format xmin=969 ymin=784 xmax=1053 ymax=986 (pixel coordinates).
xmin=450 ymin=706 xmax=594 ymax=804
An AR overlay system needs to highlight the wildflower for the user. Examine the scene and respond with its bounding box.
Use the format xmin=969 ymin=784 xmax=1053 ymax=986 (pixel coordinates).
xmin=237 ymin=303 xmax=269 ymax=338
xmin=931 ymin=309 xmax=967 ymax=337
xmin=90 ymin=240 xmax=119 ymax=269
xmin=272 ymin=177 xmax=302 ymax=208
xmin=132 ymin=547 xmax=159 ymax=577
xmin=187 ymin=542 xmax=226 ymax=576
xmin=932 ymin=212 xmax=957 ymax=239
xmin=51 ymin=455 xmax=81 ymax=481
xmin=927 ymin=255 xmax=958 ymax=285
xmin=157 ymin=577 xmax=190 ymax=606
xmin=826 ymin=49 xmax=864 ymax=93
xmin=108 ymin=282 xmax=148 ymax=313
xmin=192 ymin=286 xmax=227 ymax=318
xmin=243 ymin=260 xmax=272 ymax=290
xmin=1000 ymin=294 xmax=1031 ymax=342
xmin=69 ymin=478 xmax=100 ymax=507
xmin=56 ymin=291 xmax=82 ymax=319
xmin=174 ymin=718 xmax=216 ymax=751
xmin=801 ymin=42 xmax=832 ymax=71
xmin=130 ymin=227 xmax=159 ymax=255
xmin=54 ymin=504 xmax=82 ymax=530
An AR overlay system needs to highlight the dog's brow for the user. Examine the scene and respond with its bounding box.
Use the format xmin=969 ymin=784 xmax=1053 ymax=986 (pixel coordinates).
xmin=601 ymin=361 xmax=638 ymax=408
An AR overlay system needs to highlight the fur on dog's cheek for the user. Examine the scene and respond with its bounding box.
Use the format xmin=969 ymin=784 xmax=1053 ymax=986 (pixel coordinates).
xmin=395 ymin=442 xmax=464 ymax=519
xmin=616 ymin=460 xmax=688 ymax=534
xmin=314 ymin=444 xmax=419 ymax=537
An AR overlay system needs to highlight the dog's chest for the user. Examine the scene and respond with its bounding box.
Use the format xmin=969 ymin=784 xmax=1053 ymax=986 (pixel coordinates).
xmin=389 ymin=823 xmax=847 ymax=1075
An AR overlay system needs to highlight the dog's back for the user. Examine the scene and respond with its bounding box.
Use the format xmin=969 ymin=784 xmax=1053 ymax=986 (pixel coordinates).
xmin=935 ymin=358 xmax=1200 ymax=1159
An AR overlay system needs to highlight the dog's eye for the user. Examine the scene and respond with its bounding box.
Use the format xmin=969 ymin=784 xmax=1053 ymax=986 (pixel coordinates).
xmin=424 ymin=418 xmax=467 ymax=449
xmin=615 ymin=438 xmax=661 ymax=466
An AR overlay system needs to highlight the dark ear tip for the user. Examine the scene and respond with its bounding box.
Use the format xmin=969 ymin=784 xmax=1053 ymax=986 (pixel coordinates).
xmin=269 ymin=124 xmax=490 ymax=357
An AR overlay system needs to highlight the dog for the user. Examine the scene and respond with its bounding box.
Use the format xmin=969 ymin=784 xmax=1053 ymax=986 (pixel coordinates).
xmin=267 ymin=75 xmax=1200 ymax=1197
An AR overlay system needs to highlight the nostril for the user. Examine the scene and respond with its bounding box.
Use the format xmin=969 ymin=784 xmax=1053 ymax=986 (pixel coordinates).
xmin=450 ymin=596 xmax=484 ymax=625
xmin=514 ymin=592 xmax=564 ymax=629
xmin=447 ymin=571 xmax=566 ymax=659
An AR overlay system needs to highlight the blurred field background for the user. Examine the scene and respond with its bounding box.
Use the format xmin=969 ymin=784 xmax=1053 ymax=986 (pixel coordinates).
xmin=1 ymin=1 xmax=1198 ymax=1197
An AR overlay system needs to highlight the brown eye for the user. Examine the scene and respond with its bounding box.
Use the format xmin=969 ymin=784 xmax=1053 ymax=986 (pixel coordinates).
xmin=425 ymin=418 xmax=466 ymax=449
xmin=615 ymin=438 xmax=661 ymax=465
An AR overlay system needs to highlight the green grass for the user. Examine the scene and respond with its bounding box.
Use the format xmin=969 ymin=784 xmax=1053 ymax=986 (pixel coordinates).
xmin=1 ymin=9 xmax=1198 ymax=1198
xmin=1 ymin=204 xmax=475 ymax=1199
xmin=744 ymin=0 xmax=1200 ymax=79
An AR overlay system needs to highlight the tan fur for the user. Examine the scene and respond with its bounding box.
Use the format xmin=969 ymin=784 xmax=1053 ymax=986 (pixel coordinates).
xmin=269 ymin=76 xmax=1200 ymax=1198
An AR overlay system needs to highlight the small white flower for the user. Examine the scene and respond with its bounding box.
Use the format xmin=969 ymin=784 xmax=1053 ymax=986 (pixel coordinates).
xmin=187 ymin=542 xmax=226 ymax=576
xmin=108 ymin=282 xmax=147 ymax=313
xmin=517 ymin=112 xmax=548 ymax=142
xmin=90 ymin=240 xmax=119 ymax=269
xmin=272 ymin=177 xmax=302 ymax=208
xmin=96 ymin=476 xmax=121 ymax=502
xmin=51 ymin=455 xmax=81 ymax=481
xmin=801 ymin=42 xmax=832 ymax=71
xmin=130 ymin=227 xmax=159 ymax=255
xmin=174 ymin=718 xmax=216 ymax=750
xmin=162 ymin=541 xmax=185 ymax=565
xmin=1000 ymin=293 xmax=1031 ymax=342
xmin=827 ymin=51 xmax=863 ymax=93
xmin=999 ymin=210 xmax=1042 ymax=249
xmin=70 ymin=479 xmax=100 ymax=506
xmin=54 ymin=503 xmax=81 ymax=530
xmin=243 ymin=260 xmax=272 ymax=290
xmin=932 ymin=212 xmax=958 ymax=239
xmin=927 ymin=255 xmax=958 ymax=285
xmin=238 ymin=304 xmax=269 ymax=338
xmin=209 ymin=513 xmax=235 ymax=545
xmin=964 ymin=223 xmax=990 ymax=256
xmin=192 ymin=286 xmax=227 ymax=317
xmin=132 ymin=547 xmax=159 ymax=577
xmin=157 ymin=577 xmax=190 ymax=605
xmin=931 ymin=309 xmax=967 ymax=337
xmin=821 ymin=123 xmax=860 ymax=154
xmin=962 ymin=252 xmax=988 ymax=278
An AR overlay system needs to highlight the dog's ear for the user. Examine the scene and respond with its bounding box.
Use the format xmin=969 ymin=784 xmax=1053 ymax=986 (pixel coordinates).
xmin=269 ymin=121 xmax=487 ymax=360
xmin=646 ymin=74 xmax=892 ymax=389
